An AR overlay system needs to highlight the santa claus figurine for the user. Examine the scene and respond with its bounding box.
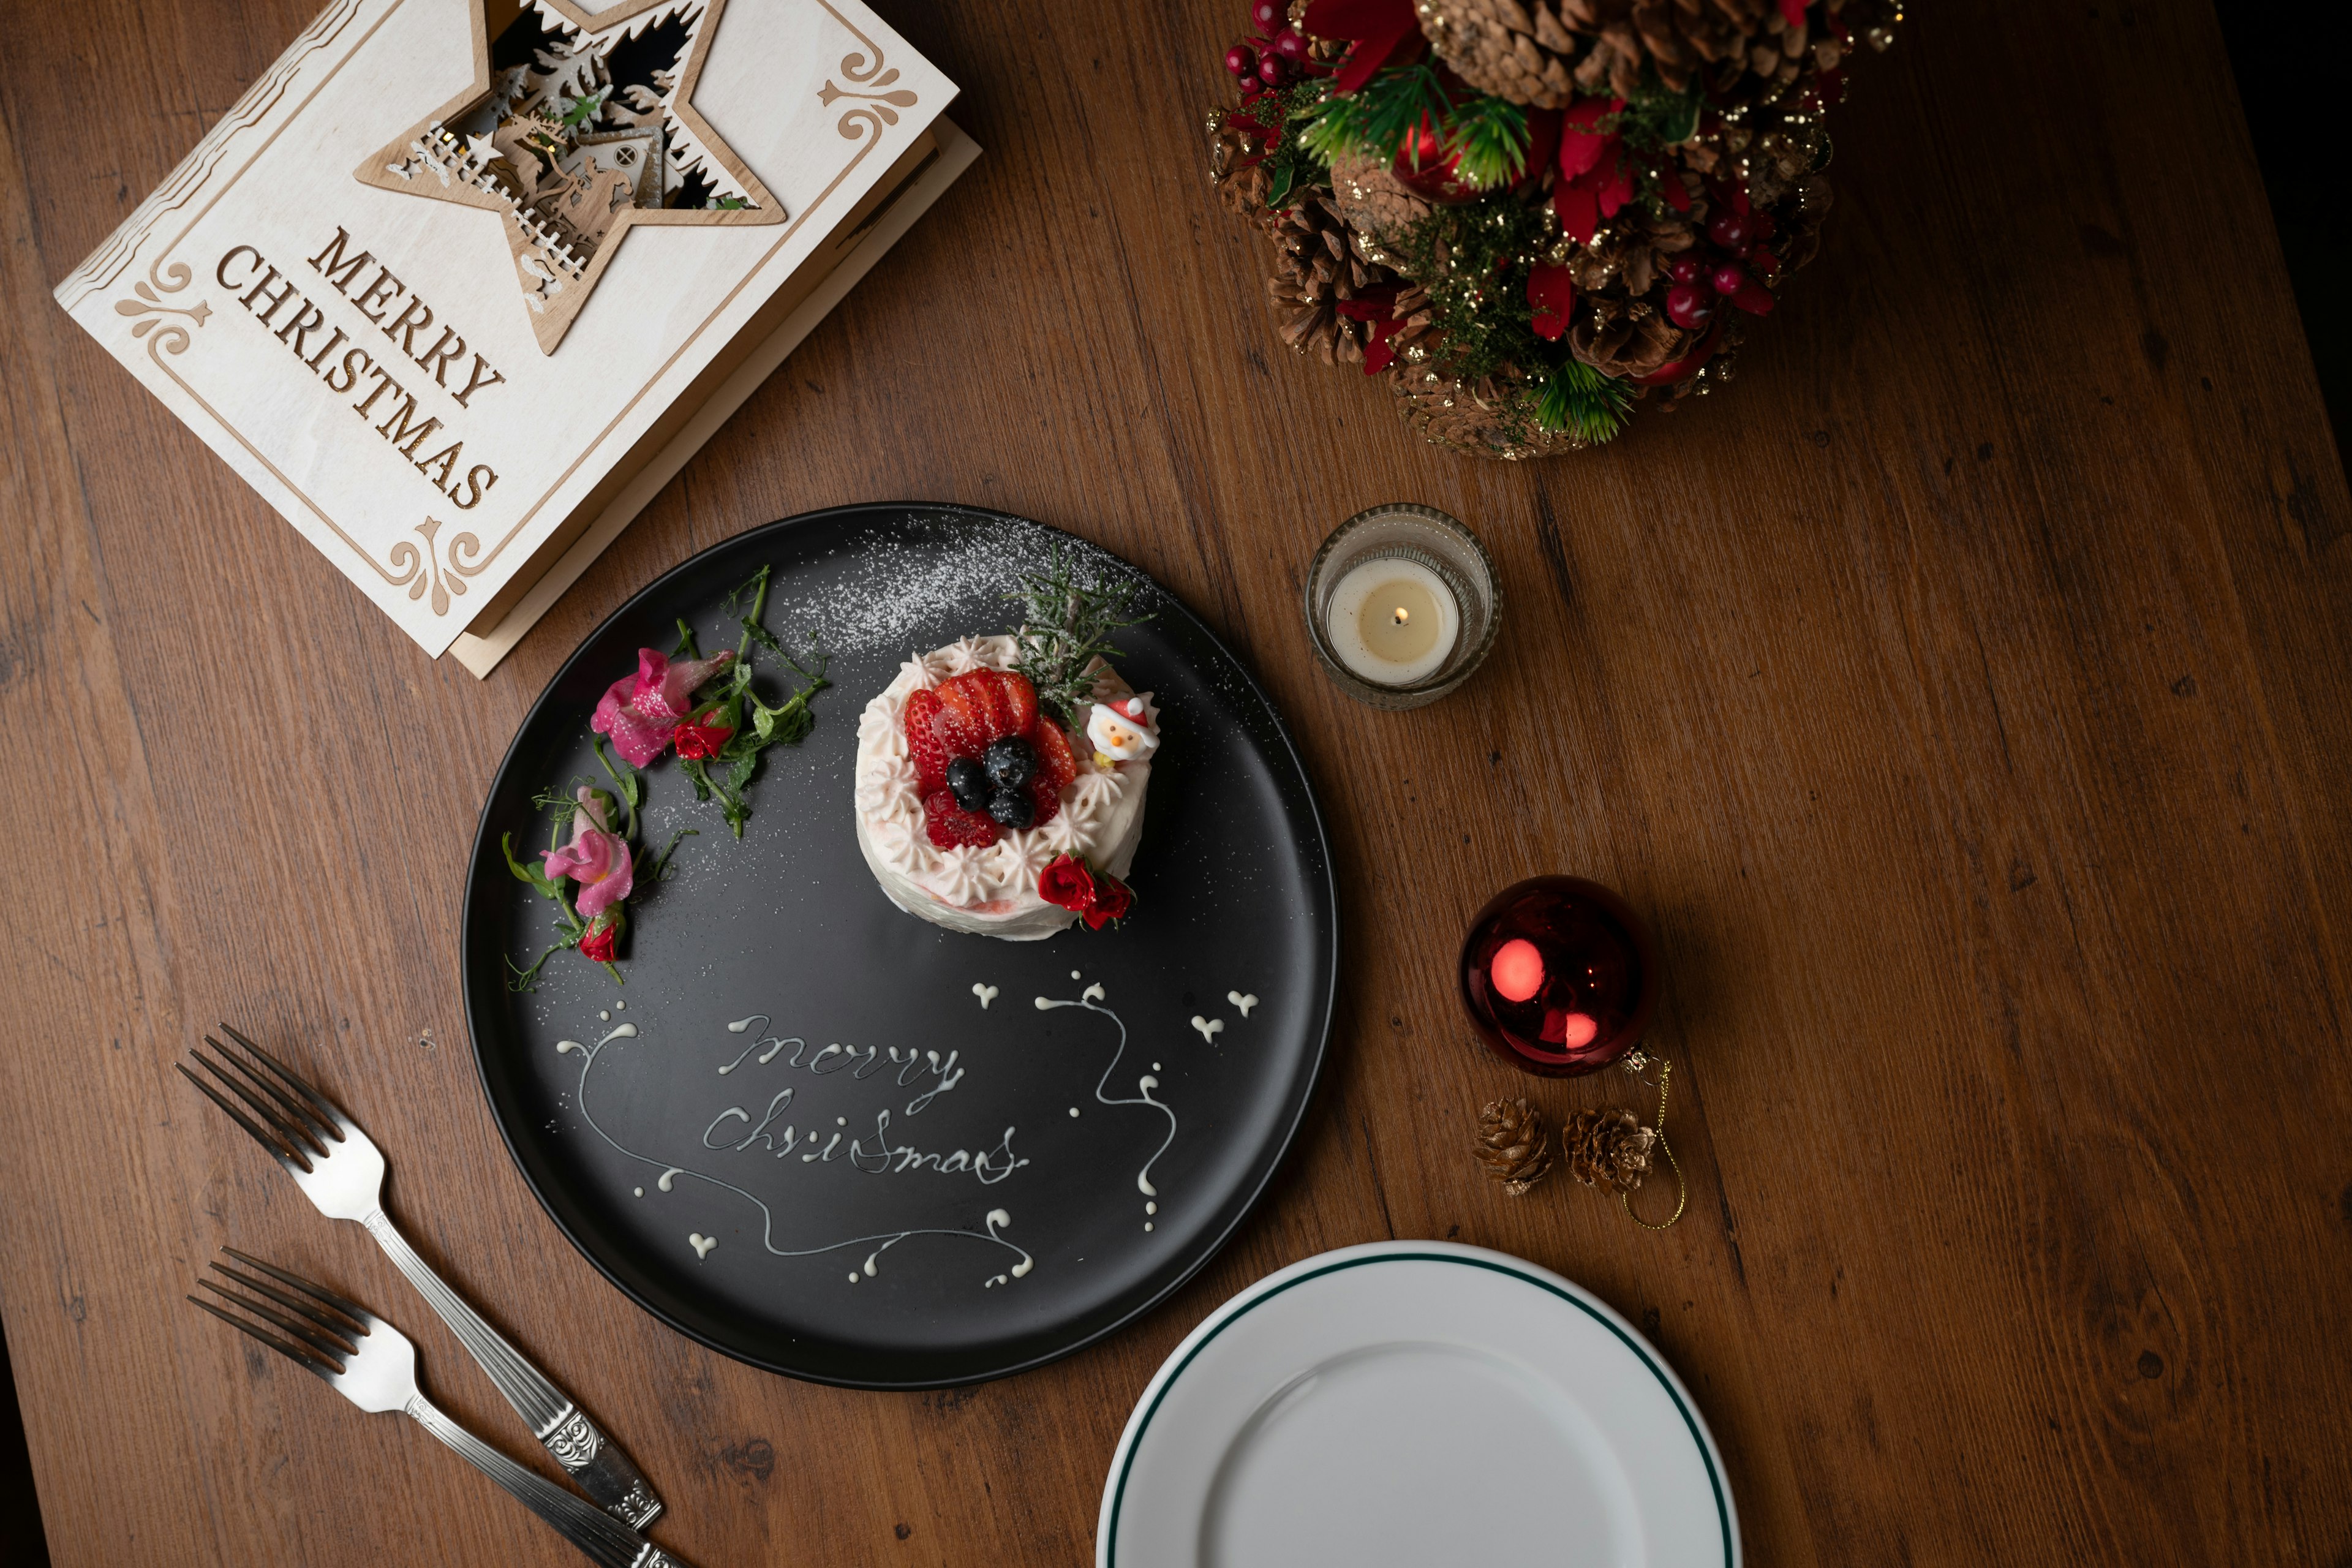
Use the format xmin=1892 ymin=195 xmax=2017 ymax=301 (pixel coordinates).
xmin=1086 ymin=692 xmax=1161 ymax=768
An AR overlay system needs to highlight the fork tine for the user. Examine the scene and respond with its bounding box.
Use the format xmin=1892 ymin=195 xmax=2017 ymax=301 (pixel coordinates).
xmin=186 ymin=1292 xmax=342 ymax=1384
xmin=175 ymin=1061 xmax=310 ymax=1172
xmin=198 ymin=1276 xmax=356 ymax=1362
xmin=216 ymin=1025 xmax=352 ymax=1136
xmin=200 ymin=1035 xmax=336 ymax=1153
xmin=206 ymin=1259 xmax=367 ymax=1344
xmin=219 ymin=1247 xmax=377 ymax=1330
xmin=188 ymin=1047 xmax=328 ymax=1163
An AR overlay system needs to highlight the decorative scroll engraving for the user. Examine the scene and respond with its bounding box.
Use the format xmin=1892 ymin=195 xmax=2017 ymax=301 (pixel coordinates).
xmin=819 ymin=29 xmax=918 ymax=139
xmin=116 ymin=257 xmax=210 ymax=356
xmin=547 ymin=1410 xmax=605 ymax=1469
xmin=401 ymin=518 xmax=472 ymax=617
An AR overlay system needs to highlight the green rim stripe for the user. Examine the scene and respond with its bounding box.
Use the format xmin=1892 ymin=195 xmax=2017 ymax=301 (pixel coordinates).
xmin=1105 ymin=1251 xmax=1733 ymax=1567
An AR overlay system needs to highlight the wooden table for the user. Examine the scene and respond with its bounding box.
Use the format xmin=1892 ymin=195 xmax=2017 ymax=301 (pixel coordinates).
xmin=6 ymin=0 xmax=2349 ymax=1561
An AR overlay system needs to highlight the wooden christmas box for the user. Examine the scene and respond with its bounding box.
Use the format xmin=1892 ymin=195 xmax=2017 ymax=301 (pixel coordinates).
xmin=55 ymin=0 xmax=972 ymax=674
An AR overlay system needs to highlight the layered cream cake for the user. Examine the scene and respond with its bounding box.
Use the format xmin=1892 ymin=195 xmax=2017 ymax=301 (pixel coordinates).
xmin=852 ymin=636 xmax=1158 ymax=940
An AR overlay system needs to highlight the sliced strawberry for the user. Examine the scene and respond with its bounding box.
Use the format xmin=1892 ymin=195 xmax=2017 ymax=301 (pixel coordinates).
xmin=998 ymin=669 xmax=1039 ymax=736
xmin=1025 ymin=774 xmax=1061 ymax=828
xmin=903 ymin=688 xmax=949 ymax=793
xmin=932 ymin=674 xmax=993 ymax=756
xmin=922 ymin=789 xmax=1000 ymax=850
xmin=1029 ymin=717 xmax=1080 ymax=792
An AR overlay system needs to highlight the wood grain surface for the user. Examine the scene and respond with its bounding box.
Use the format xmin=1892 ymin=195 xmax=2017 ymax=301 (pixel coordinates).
xmin=4 ymin=0 xmax=2350 ymax=1563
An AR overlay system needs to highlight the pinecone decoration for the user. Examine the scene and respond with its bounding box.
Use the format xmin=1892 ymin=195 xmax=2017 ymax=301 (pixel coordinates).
xmin=1263 ymin=189 xmax=1407 ymax=365
xmin=1414 ymin=0 xmax=1588 ymax=108
xmin=1328 ymin=154 xmax=1433 ymax=255
xmin=1564 ymin=1107 xmax=1659 ymax=1193
xmin=1473 ymin=1098 xmax=1555 ymax=1194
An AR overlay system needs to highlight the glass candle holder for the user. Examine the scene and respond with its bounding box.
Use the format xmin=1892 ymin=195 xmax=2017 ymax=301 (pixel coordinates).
xmin=1303 ymin=503 xmax=1500 ymax=710
xmin=1460 ymin=876 xmax=1657 ymax=1077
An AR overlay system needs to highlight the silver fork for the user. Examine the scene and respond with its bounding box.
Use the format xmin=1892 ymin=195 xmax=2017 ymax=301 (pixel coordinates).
xmin=178 ymin=1025 xmax=662 ymax=1528
xmin=188 ymin=1250 xmax=687 ymax=1568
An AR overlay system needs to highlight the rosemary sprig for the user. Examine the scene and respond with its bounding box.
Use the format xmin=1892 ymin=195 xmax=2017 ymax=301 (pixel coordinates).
xmin=1007 ymin=543 xmax=1155 ymax=729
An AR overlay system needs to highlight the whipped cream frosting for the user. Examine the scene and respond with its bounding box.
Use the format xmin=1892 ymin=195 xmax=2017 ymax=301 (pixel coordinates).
xmin=852 ymin=636 xmax=1152 ymax=941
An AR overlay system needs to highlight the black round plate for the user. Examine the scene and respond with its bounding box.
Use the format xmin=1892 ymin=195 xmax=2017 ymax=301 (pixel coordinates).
xmin=462 ymin=506 xmax=1337 ymax=1387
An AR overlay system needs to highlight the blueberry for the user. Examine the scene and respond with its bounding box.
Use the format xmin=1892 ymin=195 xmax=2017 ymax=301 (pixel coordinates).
xmin=946 ymin=756 xmax=991 ymax=811
xmin=987 ymin=788 xmax=1036 ymax=830
xmin=984 ymin=736 xmax=1038 ymax=789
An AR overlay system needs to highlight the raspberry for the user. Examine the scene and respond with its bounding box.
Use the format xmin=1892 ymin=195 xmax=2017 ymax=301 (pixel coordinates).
xmin=903 ymin=689 xmax=949 ymax=793
xmin=922 ymin=790 xmax=1000 ymax=850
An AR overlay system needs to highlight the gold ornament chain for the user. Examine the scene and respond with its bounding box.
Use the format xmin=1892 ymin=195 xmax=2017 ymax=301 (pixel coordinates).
xmin=1622 ymin=1058 xmax=1687 ymax=1231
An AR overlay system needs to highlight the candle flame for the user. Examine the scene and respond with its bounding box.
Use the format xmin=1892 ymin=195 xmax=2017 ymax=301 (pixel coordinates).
xmin=1391 ymin=606 xmax=1411 ymax=626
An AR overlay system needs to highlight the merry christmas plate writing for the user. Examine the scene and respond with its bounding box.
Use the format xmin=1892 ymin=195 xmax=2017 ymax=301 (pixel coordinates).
xmin=462 ymin=506 xmax=1336 ymax=1386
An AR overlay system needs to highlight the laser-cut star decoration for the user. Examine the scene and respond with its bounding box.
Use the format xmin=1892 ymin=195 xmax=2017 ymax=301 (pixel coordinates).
xmin=357 ymin=0 xmax=783 ymax=353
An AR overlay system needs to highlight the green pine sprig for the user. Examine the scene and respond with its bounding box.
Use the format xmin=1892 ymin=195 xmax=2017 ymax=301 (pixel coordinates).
xmin=1294 ymin=65 xmax=1529 ymax=192
xmin=1008 ymin=544 xmax=1155 ymax=729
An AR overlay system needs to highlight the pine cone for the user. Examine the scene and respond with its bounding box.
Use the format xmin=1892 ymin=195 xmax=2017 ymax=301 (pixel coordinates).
xmin=1264 ymin=189 xmax=1398 ymax=364
xmin=1473 ymin=1098 xmax=1555 ymax=1194
xmin=1417 ymin=0 xmax=1839 ymax=108
xmin=1329 ymin=154 xmax=1433 ymax=252
xmin=1564 ymin=1107 xmax=1659 ymax=1192
xmin=1570 ymin=298 xmax=1688 ymax=379
xmin=1391 ymin=366 xmax=1583 ymax=459
xmin=1415 ymin=0 xmax=1585 ymax=108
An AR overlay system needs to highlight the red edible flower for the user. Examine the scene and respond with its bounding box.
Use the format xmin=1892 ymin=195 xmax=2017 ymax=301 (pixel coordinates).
xmin=1083 ymin=873 xmax=1134 ymax=929
xmin=1038 ymin=854 xmax=1097 ymax=914
xmin=673 ymin=707 xmax=734 ymax=761
xmin=577 ymin=912 xmax=622 ymax=963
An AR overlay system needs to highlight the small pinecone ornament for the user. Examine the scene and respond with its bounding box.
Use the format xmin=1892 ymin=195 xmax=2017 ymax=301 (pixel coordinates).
xmin=1474 ymin=1097 xmax=1555 ymax=1195
xmin=1564 ymin=1107 xmax=1659 ymax=1193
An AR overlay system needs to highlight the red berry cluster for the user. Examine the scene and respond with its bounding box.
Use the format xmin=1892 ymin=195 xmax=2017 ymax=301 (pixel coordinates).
xmin=903 ymin=669 xmax=1079 ymax=851
xmin=1226 ymin=0 xmax=1317 ymax=94
xmin=1663 ymin=207 xmax=1784 ymax=331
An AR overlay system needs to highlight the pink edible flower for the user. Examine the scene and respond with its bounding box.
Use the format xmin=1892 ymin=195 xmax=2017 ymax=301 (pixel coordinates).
xmin=592 ymin=647 xmax=736 ymax=766
xmin=541 ymin=786 xmax=635 ymax=921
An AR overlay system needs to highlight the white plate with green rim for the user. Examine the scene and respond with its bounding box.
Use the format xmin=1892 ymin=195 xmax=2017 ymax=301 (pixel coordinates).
xmin=1098 ymin=1242 xmax=1737 ymax=1568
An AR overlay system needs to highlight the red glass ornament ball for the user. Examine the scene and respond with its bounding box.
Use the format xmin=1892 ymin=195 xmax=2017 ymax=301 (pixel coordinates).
xmin=1251 ymin=0 xmax=1281 ymax=32
xmin=1226 ymin=44 xmax=1256 ymax=77
xmin=1460 ymin=876 xmax=1657 ymax=1077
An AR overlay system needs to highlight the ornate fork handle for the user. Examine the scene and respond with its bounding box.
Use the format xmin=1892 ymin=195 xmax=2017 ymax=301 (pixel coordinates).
xmin=365 ymin=1210 xmax=662 ymax=1528
xmin=407 ymin=1396 xmax=686 ymax=1568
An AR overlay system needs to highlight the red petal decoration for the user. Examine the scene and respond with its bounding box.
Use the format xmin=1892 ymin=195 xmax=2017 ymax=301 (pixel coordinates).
xmin=1596 ymin=150 xmax=1634 ymax=218
xmin=1778 ymin=0 xmax=1806 ymax=25
xmin=1557 ymin=99 xmax=1613 ymax=179
xmin=1525 ymin=263 xmax=1574 ymax=341
xmin=1553 ymin=184 xmax=1599 ymax=245
xmin=1304 ymin=0 xmax=1423 ymax=94
xmin=1730 ymin=279 xmax=1776 ymax=315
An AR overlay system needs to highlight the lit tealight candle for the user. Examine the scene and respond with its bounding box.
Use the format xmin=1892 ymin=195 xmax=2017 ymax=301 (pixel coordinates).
xmin=1324 ymin=557 xmax=1460 ymax=687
